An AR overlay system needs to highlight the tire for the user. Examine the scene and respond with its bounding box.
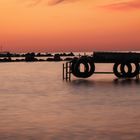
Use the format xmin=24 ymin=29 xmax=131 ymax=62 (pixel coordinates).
xmin=72 ymin=57 xmax=95 ymax=78
xmin=120 ymin=63 xmax=132 ymax=78
xmin=113 ymin=62 xmax=139 ymax=78
xmin=129 ymin=63 xmax=139 ymax=78
xmin=70 ymin=58 xmax=79 ymax=77
xmin=113 ymin=63 xmax=123 ymax=78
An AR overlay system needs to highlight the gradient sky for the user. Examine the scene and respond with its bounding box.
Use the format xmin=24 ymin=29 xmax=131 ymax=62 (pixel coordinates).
xmin=0 ymin=0 xmax=140 ymax=52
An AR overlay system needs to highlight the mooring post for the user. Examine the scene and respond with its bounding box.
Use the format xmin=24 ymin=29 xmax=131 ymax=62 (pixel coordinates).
xmin=66 ymin=62 xmax=68 ymax=81
xmin=68 ymin=62 xmax=71 ymax=81
xmin=63 ymin=63 xmax=65 ymax=80
xmin=136 ymin=64 xmax=140 ymax=80
xmin=136 ymin=74 xmax=139 ymax=81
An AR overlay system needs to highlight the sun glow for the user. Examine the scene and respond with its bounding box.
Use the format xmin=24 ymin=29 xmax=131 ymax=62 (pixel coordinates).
xmin=0 ymin=0 xmax=140 ymax=52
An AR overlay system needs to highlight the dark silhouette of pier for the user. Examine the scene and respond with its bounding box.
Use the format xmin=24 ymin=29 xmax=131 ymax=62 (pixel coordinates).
xmin=63 ymin=51 xmax=140 ymax=81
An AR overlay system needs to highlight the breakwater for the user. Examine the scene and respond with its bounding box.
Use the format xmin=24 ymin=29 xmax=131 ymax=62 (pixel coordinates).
xmin=0 ymin=52 xmax=76 ymax=62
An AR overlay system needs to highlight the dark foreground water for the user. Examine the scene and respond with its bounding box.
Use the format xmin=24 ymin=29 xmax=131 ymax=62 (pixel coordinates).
xmin=0 ymin=62 xmax=140 ymax=140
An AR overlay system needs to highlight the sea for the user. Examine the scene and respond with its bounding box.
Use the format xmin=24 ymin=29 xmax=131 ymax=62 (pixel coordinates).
xmin=0 ymin=56 xmax=140 ymax=140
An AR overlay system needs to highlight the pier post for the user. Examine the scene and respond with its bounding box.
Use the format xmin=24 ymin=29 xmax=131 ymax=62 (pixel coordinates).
xmin=68 ymin=62 xmax=71 ymax=81
xmin=63 ymin=63 xmax=65 ymax=80
xmin=63 ymin=62 xmax=72 ymax=81
xmin=66 ymin=62 xmax=68 ymax=81
xmin=136 ymin=74 xmax=139 ymax=81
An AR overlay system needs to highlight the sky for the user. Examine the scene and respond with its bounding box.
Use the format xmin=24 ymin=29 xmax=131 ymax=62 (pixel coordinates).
xmin=0 ymin=0 xmax=140 ymax=52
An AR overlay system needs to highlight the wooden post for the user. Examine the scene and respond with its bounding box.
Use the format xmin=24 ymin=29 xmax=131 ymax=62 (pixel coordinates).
xmin=63 ymin=63 xmax=65 ymax=80
xmin=69 ymin=62 xmax=71 ymax=81
xmin=136 ymin=74 xmax=139 ymax=81
xmin=66 ymin=62 xmax=68 ymax=81
xmin=63 ymin=62 xmax=72 ymax=81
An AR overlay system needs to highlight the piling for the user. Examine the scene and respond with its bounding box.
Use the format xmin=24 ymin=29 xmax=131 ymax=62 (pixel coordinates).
xmin=136 ymin=74 xmax=139 ymax=81
xmin=63 ymin=62 xmax=71 ymax=81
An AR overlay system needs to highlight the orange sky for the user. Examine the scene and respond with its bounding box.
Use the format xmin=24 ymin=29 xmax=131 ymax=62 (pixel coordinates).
xmin=0 ymin=0 xmax=140 ymax=52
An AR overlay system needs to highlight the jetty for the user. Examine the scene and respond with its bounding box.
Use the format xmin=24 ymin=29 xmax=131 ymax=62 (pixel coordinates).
xmin=63 ymin=52 xmax=140 ymax=81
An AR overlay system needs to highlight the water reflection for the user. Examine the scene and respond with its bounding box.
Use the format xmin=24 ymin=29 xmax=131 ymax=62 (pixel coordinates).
xmin=113 ymin=78 xmax=140 ymax=86
xmin=70 ymin=78 xmax=140 ymax=87
xmin=70 ymin=79 xmax=95 ymax=86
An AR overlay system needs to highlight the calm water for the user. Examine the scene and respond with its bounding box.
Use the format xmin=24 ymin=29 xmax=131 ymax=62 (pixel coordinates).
xmin=0 ymin=62 xmax=140 ymax=140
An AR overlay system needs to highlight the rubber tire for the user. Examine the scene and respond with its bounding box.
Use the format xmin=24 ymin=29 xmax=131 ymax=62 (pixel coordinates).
xmin=113 ymin=63 xmax=123 ymax=78
xmin=120 ymin=63 xmax=132 ymax=78
xmin=74 ymin=58 xmax=89 ymax=78
xmin=72 ymin=57 xmax=95 ymax=78
xmin=70 ymin=58 xmax=79 ymax=77
xmin=129 ymin=63 xmax=139 ymax=78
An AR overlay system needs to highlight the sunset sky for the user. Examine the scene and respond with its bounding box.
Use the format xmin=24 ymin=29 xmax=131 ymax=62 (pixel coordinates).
xmin=0 ymin=0 xmax=140 ymax=52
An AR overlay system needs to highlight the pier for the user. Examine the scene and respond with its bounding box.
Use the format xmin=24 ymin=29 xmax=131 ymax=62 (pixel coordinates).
xmin=63 ymin=52 xmax=140 ymax=81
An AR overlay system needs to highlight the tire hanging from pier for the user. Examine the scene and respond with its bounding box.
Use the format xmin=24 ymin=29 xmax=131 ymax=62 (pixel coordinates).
xmin=128 ymin=63 xmax=139 ymax=78
xmin=120 ymin=62 xmax=132 ymax=78
xmin=71 ymin=57 xmax=95 ymax=78
xmin=113 ymin=62 xmax=139 ymax=78
xmin=113 ymin=63 xmax=123 ymax=78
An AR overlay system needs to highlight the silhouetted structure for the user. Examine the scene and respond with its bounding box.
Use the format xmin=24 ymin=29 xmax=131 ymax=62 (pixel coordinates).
xmin=54 ymin=54 xmax=62 ymax=61
xmin=0 ymin=52 xmax=76 ymax=62
xmin=47 ymin=54 xmax=62 ymax=61
xmin=63 ymin=51 xmax=140 ymax=81
xmin=25 ymin=53 xmax=36 ymax=62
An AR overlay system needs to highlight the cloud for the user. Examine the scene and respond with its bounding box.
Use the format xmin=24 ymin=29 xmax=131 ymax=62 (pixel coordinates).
xmin=23 ymin=0 xmax=78 ymax=6
xmin=48 ymin=0 xmax=78 ymax=5
xmin=28 ymin=0 xmax=42 ymax=6
xmin=101 ymin=0 xmax=140 ymax=11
